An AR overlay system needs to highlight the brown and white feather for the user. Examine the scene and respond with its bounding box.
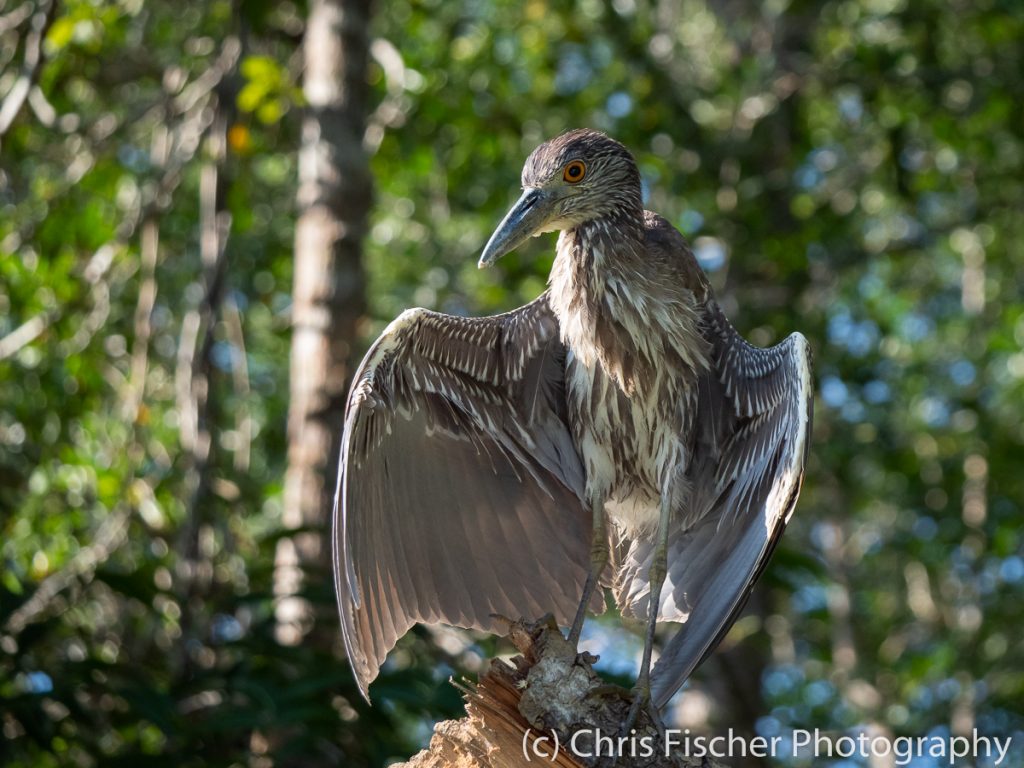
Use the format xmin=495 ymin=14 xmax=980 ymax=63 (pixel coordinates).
xmin=334 ymin=129 xmax=813 ymax=708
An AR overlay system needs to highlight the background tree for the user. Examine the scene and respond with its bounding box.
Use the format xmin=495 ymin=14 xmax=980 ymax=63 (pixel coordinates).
xmin=275 ymin=0 xmax=371 ymax=650
xmin=1 ymin=0 xmax=1022 ymax=766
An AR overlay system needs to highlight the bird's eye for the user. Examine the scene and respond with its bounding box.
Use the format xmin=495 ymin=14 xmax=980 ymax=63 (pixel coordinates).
xmin=563 ymin=160 xmax=586 ymax=183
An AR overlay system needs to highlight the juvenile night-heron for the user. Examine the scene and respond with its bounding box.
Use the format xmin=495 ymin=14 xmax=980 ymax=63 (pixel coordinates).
xmin=333 ymin=129 xmax=812 ymax=724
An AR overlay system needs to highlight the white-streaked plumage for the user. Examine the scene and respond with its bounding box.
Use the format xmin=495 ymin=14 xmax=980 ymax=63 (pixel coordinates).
xmin=333 ymin=130 xmax=813 ymax=709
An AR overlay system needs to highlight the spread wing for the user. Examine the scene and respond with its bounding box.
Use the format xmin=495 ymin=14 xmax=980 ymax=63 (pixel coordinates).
xmin=334 ymin=293 xmax=594 ymax=701
xmin=619 ymin=300 xmax=813 ymax=708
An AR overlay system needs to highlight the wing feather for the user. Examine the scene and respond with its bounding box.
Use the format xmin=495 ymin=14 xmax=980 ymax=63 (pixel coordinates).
xmin=634 ymin=300 xmax=813 ymax=708
xmin=334 ymin=294 xmax=595 ymax=701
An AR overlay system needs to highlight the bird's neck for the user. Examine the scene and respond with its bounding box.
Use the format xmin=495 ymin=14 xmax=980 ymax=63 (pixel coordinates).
xmin=548 ymin=212 xmax=652 ymax=392
xmin=548 ymin=209 xmax=710 ymax=395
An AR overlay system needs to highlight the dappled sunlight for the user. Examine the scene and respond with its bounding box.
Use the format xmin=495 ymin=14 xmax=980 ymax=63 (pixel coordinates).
xmin=1 ymin=0 xmax=1022 ymax=765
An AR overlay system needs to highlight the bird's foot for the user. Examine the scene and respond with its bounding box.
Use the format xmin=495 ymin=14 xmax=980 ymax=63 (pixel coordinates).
xmin=620 ymin=682 xmax=666 ymax=745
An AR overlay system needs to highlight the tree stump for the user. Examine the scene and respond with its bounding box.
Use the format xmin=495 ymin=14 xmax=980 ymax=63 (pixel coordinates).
xmin=397 ymin=618 xmax=729 ymax=768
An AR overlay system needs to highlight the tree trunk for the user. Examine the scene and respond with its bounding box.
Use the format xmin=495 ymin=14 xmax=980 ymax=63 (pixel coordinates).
xmin=399 ymin=619 xmax=730 ymax=768
xmin=276 ymin=0 xmax=372 ymax=645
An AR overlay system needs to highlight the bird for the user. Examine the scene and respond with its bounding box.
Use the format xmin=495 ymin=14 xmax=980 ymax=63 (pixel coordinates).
xmin=333 ymin=129 xmax=813 ymax=725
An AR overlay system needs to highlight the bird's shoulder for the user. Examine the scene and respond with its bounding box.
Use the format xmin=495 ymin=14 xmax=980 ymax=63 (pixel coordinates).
xmin=346 ymin=293 xmax=562 ymax=416
xmin=642 ymin=210 xmax=711 ymax=300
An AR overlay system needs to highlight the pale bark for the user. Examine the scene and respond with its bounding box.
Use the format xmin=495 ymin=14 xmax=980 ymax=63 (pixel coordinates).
xmin=277 ymin=0 xmax=372 ymax=644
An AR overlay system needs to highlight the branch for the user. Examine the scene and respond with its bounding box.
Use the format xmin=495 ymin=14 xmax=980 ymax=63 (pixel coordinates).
xmin=124 ymin=216 xmax=159 ymax=422
xmin=0 ymin=3 xmax=34 ymax=36
xmin=2 ymin=506 xmax=130 ymax=635
xmin=0 ymin=0 xmax=56 ymax=138
xmin=0 ymin=313 xmax=50 ymax=360
xmin=398 ymin=619 xmax=729 ymax=768
xmin=222 ymin=295 xmax=252 ymax=472
xmin=0 ymin=38 xmax=244 ymax=643
xmin=0 ymin=37 xmax=239 ymax=363
xmin=0 ymin=241 xmax=116 ymax=362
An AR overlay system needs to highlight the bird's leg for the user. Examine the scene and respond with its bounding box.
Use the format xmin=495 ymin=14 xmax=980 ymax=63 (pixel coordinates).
xmin=568 ymin=495 xmax=608 ymax=648
xmin=622 ymin=494 xmax=671 ymax=739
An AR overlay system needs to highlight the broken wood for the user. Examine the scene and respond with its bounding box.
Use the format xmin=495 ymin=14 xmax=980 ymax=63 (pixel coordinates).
xmin=397 ymin=618 xmax=729 ymax=768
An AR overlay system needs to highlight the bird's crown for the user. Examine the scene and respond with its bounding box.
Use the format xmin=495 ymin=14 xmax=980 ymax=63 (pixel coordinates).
xmin=521 ymin=128 xmax=637 ymax=190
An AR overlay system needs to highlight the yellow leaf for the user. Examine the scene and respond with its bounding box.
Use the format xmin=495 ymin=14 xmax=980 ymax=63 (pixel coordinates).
xmin=256 ymin=99 xmax=284 ymax=125
xmin=237 ymin=81 xmax=266 ymax=113
xmin=46 ymin=17 xmax=76 ymax=51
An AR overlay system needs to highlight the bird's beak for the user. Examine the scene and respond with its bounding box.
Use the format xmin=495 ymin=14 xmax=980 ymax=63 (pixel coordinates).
xmin=478 ymin=187 xmax=555 ymax=268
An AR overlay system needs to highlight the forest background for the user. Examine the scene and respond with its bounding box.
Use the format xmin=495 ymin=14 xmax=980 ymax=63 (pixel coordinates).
xmin=1 ymin=0 xmax=1022 ymax=765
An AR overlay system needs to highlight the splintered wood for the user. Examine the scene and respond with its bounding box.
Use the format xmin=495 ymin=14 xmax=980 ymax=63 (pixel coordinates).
xmin=396 ymin=618 xmax=727 ymax=768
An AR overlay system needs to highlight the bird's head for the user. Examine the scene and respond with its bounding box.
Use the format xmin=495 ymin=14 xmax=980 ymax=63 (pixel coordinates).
xmin=479 ymin=129 xmax=643 ymax=267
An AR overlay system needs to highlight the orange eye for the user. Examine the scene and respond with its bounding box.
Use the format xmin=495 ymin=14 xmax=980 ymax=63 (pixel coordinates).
xmin=563 ymin=160 xmax=586 ymax=183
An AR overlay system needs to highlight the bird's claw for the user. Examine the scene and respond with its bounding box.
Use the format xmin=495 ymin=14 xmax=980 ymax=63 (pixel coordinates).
xmin=620 ymin=683 xmax=666 ymax=745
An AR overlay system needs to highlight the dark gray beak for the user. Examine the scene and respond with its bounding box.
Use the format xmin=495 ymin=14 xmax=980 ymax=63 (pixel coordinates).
xmin=478 ymin=188 xmax=555 ymax=268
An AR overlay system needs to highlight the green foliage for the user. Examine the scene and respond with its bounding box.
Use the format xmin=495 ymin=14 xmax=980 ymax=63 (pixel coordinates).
xmin=238 ymin=55 xmax=301 ymax=125
xmin=2 ymin=0 xmax=1022 ymax=766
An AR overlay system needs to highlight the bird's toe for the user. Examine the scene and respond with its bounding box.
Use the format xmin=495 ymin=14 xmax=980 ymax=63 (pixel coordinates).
xmin=620 ymin=683 xmax=666 ymax=745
